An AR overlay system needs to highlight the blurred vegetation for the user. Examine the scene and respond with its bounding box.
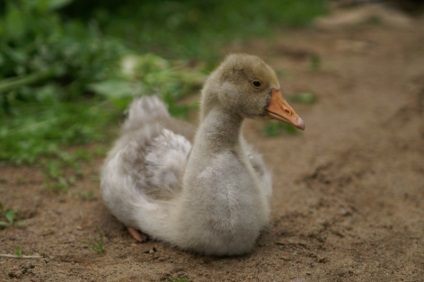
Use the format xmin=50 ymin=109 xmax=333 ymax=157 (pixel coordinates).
xmin=65 ymin=0 xmax=327 ymax=61
xmin=0 ymin=203 xmax=25 ymax=229
xmin=0 ymin=0 xmax=326 ymax=187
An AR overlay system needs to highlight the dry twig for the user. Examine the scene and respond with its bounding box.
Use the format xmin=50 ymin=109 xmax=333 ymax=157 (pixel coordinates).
xmin=0 ymin=254 xmax=42 ymax=259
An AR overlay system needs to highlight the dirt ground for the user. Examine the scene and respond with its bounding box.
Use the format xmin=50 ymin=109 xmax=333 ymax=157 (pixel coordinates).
xmin=1 ymin=7 xmax=424 ymax=282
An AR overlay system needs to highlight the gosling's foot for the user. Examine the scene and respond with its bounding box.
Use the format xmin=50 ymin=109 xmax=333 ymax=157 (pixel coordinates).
xmin=127 ymin=227 xmax=149 ymax=243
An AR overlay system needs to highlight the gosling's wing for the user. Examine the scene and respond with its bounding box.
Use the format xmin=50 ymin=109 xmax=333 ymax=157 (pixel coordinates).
xmin=143 ymin=129 xmax=192 ymax=199
xmin=242 ymin=140 xmax=272 ymax=200
xmin=104 ymin=96 xmax=193 ymax=201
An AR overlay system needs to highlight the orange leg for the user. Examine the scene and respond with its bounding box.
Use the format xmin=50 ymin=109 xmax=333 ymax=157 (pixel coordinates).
xmin=127 ymin=227 xmax=149 ymax=242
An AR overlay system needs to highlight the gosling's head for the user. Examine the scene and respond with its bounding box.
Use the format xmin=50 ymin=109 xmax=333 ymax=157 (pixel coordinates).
xmin=202 ymin=54 xmax=305 ymax=130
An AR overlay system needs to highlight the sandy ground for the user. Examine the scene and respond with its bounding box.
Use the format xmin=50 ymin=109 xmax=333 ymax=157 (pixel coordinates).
xmin=1 ymin=10 xmax=424 ymax=282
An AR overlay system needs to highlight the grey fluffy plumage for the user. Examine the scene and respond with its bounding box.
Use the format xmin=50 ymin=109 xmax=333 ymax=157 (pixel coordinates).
xmin=101 ymin=54 xmax=304 ymax=256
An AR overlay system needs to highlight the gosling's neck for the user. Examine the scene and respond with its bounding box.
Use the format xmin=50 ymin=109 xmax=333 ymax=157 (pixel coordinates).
xmin=195 ymin=103 xmax=244 ymax=154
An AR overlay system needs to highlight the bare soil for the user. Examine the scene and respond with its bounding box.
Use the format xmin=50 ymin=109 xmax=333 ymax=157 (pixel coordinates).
xmin=1 ymin=13 xmax=424 ymax=282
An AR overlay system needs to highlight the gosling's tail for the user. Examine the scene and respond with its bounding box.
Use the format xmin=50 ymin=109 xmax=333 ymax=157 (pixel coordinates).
xmin=124 ymin=96 xmax=170 ymax=131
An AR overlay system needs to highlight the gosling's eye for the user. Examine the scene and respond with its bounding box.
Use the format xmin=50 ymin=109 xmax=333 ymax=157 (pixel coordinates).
xmin=252 ymin=80 xmax=262 ymax=88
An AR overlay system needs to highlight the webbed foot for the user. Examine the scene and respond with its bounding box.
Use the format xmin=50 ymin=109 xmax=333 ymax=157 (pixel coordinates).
xmin=127 ymin=227 xmax=149 ymax=243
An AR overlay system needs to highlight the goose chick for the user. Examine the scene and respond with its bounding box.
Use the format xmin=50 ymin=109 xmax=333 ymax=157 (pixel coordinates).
xmin=101 ymin=54 xmax=305 ymax=256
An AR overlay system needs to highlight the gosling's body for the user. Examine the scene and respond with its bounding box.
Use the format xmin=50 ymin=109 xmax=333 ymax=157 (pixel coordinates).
xmin=101 ymin=54 xmax=304 ymax=256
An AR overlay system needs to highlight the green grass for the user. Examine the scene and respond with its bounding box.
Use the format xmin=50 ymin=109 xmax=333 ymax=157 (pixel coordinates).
xmin=310 ymin=54 xmax=322 ymax=71
xmin=0 ymin=204 xmax=26 ymax=229
xmin=1 ymin=100 xmax=116 ymax=165
xmin=89 ymin=236 xmax=105 ymax=255
xmin=14 ymin=246 xmax=24 ymax=257
xmin=86 ymin=228 xmax=106 ymax=255
xmin=169 ymin=278 xmax=189 ymax=282
xmin=92 ymin=1 xmax=327 ymax=62
xmin=263 ymin=121 xmax=299 ymax=137
xmin=0 ymin=95 xmax=118 ymax=189
xmin=77 ymin=190 xmax=94 ymax=200
xmin=0 ymin=52 xmax=205 ymax=188
xmin=288 ymin=92 xmax=317 ymax=104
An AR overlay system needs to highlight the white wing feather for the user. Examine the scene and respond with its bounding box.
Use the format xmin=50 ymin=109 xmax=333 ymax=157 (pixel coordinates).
xmin=145 ymin=129 xmax=192 ymax=198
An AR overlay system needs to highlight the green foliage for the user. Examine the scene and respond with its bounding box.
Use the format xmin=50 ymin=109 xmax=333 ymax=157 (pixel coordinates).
xmin=169 ymin=278 xmax=189 ymax=282
xmin=90 ymin=53 xmax=205 ymax=117
xmin=91 ymin=0 xmax=327 ymax=60
xmin=0 ymin=206 xmax=26 ymax=229
xmin=310 ymin=54 xmax=322 ymax=71
xmin=4 ymin=209 xmax=17 ymax=225
xmin=1 ymin=99 xmax=116 ymax=164
xmin=0 ymin=0 xmax=126 ymax=187
xmin=0 ymin=1 xmax=204 ymax=188
xmin=89 ymin=236 xmax=105 ymax=255
xmin=288 ymin=92 xmax=317 ymax=104
xmin=86 ymin=227 xmax=106 ymax=255
xmin=0 ymin=0 xmax=125 ymax=99
xmin=0 ymin=94 xmax=118 ymax=188
xmin=0 ymin=0 xmax=326 ymax=183
xmin=263 ymin=121 xmax=299 ymax=137
xmin=77 ymin=190 xmax=94 ymax=200
xmin=14 ymin=246 xmax=23 ymax=257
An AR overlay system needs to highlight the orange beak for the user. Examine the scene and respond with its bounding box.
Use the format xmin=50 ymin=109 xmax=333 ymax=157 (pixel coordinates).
xmin=266 ymin=89 xmax=305 ymax=130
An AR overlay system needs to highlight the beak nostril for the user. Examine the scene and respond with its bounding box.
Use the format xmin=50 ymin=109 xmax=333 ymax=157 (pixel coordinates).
xmin=284 ymin=109 xmax=291 ymax=114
